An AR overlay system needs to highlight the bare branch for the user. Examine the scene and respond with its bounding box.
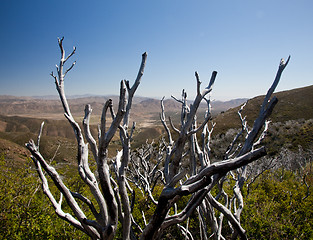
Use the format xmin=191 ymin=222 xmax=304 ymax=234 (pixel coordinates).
xmin=83 ymin=104 xmax=98 ymax=163
xmin=188 ymin=113 xmax=211 ymax=136
xmin=169 ymin=116 xmax=180 ymax=134
xmin=253 ymin=120 xmax=270 ymax=148
xmin=64 ymin=61 xmax=76 ymax=77
xmin=207 ymin=193 xmax=247 ymax=240
xmin=240 ymin=56 xmax=290 ymax=157
xmin=167 ymin=169 xmax=187 ymax=188
xmin=27 ymin=38 xmax=291 ymax=240
xmin=160 ymin=97 xmax=174 ymax=145
xmin=26 ymin=140 xmax=100 ymax=239
xmin=64 ymin=46 xmax=77 ymax=63
xmin=184 ymin=147 xmax=266 ymax=187
xmin=129 ymin=122 xmax=136 ymax=140
xmin=261 ymin=56 xmax=290 ymax=113
xmin=99 ymin=99 xmax=113 ymax=141
xmin=124 ymin=52 xmax=148 ymax=127
xmin=71 ymin=191 xmax=99 ymax=219
xmin=171 ymin=94 xmax=184 ymax=104
xmin=36 ymin=121 xmax=45 ymax=149
xmin=32 ymin=157 xmax=87 ymax=233
xmin=50 ymin=72 xmax=58 ymax=85
xmin=100 ymin=80 xmax=126 ymax=150
xmin=195 ymin=71 xmax=201 ymax=96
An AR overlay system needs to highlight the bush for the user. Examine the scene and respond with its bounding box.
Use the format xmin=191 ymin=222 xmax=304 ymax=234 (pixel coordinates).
xmin=242 ymin=167 xmax=313 ymax=240
xmin=0 ymin=153 xmax=89 ymax=239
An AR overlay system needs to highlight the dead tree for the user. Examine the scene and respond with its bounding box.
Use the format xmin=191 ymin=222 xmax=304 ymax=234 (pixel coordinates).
xmin=26 ymin=37 xmax=289 ymax=240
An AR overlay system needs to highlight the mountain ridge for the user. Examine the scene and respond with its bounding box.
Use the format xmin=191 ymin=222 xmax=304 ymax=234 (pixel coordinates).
xmin=0 ymin=84 xmax=312 ymax=164
xmin=212 ymin=84 xmax=313 ymax=134
xmin=0 ymin=94 xmax=248 ymax=119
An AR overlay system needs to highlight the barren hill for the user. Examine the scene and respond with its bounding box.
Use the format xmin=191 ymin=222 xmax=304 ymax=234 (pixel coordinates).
xmin=1 ymin=85 xmax=313 ymax=164
xmin=0 ymin=95 xmax=247 ymax=126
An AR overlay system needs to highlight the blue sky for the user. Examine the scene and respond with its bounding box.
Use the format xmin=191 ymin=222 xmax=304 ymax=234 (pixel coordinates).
xmin=0 ymin=1 xmax=312 ymax=100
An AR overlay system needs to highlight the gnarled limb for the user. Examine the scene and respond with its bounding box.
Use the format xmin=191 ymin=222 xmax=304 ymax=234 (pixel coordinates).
xmin=26 ymin=140 xmax=100 ymax=239
xmin=27 ymin=38 xmax=147 ymax=240
xmin=26 ymin=37 xmax=290 ymax=240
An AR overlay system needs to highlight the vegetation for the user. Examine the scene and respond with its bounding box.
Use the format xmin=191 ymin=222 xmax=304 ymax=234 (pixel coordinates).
xmin=212 ymin=85 xmax=313 ymax=135
xmin=243 ymin=169 xmax=313 ymax=239
xmin=1 ymin=85 xmax=313 ymax=239
xmin=0 ymin=151 xmax=89 ymax=239
xmin=1 ymin=139 xmax=313 ymax=239
xmin=1 ymin=38 xmax=313 ymax=239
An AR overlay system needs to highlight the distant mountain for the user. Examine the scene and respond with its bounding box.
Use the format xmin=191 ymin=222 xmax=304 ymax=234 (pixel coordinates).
xmin=212 ymin=99 xmax=249 ymax=112
xmin=0 ymin=95 xmax=247 ymax=120
xmin=3 ymin=84 xmax=312 ymax=133
xmin=1 ymin=85 xmax=313 ymax=162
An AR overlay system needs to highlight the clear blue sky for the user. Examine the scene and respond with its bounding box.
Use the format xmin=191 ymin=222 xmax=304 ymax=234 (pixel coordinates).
xmin=0 ymin=0 xmax=312 ymax=100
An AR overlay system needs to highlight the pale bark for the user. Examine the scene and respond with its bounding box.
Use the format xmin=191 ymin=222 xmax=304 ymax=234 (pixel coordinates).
xmin=26 ymin=37 xmax=290 ymax=240
xmin=26 ymin=38 xmax=147 ymax=240
xmin=141 ymin=57 xmax=289 ymax=240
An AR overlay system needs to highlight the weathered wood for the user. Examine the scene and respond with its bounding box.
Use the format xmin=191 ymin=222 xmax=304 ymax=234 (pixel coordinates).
xmin=26 ymin=37 xmax=290 ymax=240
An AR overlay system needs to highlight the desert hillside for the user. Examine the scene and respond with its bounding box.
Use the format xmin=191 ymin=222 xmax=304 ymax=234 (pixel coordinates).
xmin=0 ymin=95 xmax=246 ymax=122
xmin=213 ymin=85 xmax=313 ymax=134
xmin=1 ymin=85 xmax=313 ymax=240
xmin=0 ymin=85 xmax=313 ymax=163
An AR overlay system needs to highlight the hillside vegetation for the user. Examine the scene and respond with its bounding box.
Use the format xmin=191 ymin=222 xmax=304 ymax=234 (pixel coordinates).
xmin=210 ymin=85 xmax=313 ymax=159
xmin=213 ymin=85 xmax=313 ymax=133
xmin=1 ymin=85 xmax=313 ymax=239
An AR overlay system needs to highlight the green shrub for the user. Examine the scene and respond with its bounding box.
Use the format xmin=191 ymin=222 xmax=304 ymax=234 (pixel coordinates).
xmin=242 ymin=168 xmax=313 ymax=240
